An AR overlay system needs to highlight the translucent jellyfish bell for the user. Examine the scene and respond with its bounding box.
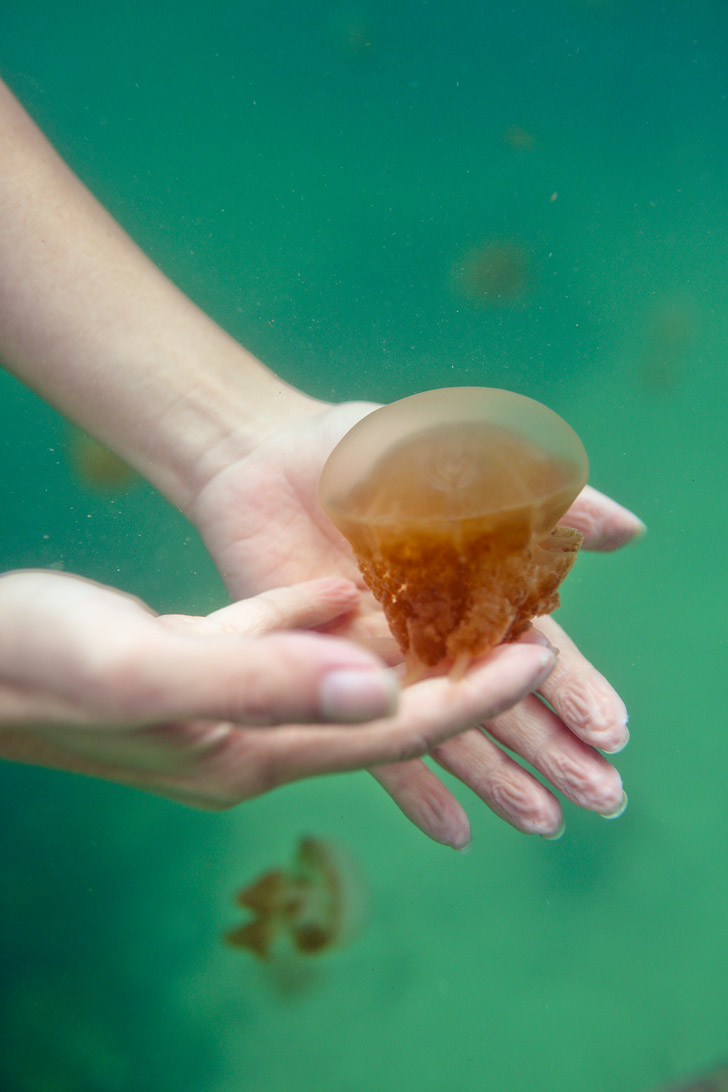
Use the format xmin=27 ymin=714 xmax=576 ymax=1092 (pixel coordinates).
xmin=318 ymin=387 xmax=588 ymax=679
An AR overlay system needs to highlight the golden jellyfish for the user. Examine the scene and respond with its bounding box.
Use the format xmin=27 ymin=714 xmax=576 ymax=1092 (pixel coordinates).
xmin=224 ymin=837 xmax=366 ymax=961
xmin=318 ymin=387 xmax=588 ymax=680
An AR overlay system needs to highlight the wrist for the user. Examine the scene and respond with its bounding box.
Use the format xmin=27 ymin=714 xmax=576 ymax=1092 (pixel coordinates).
xmin=151 ymin=338 xmax=327 ymax=514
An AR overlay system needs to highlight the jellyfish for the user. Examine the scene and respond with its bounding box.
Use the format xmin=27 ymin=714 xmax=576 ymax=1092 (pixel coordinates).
xmin=224 ymin=837 xmax=366 ymax=961
xmin=504 ymin=125 xmax=536 ymax=151
xmin=451 ymin=240 xmax=530 ymax=304
xmin=67 ymin=427 xmax=137 ymax=491
xmin=318 ymin=387 xmax=588 ymax=679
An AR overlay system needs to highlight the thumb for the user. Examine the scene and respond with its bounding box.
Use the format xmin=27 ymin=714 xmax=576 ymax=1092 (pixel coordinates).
xmin=127 ymin=628 xmax=399 ymax=727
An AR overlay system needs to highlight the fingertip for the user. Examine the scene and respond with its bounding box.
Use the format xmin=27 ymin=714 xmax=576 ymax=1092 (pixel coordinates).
xmin=569 ymin=487 xmax=646 ymax=552
xmin=303 ymin=575 xmax=361 ymax=602
xmin=517 ymin=628 xmax=560 ymax=656
xmin=541 ymin=816 xmax=566 ymax=841
xmin=602 ymin=725 xmax=630 ymax=754
xmin=453 ymin=834 xmax=473 ymax=853
xmin=599 ymin=790 xmax=628 ymax=820
xmin=468 ymin=643 xmax=558 ymax=699
xmin=429 ymin=809 xmax=472 ymax=852
xmin=524 ymin=644 xmax=559 ymax=683
xmin=590 ymin=509 xmax=647 ymax=551
xmin=473 ymin=641 xmax=557 ymax=675
xmin=445 ymin=643 xmax=557 ymax=726
xmin=294 ymin=575 xmax=362 ymax=623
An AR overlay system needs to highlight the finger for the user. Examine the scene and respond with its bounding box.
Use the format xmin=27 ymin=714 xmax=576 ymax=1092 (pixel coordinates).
xmin=370 ymin=760 xmax=472 ymax=850
xmin=137 ymin=643 xmax=555 ymax=813
xmin=565 ymin=485 xmax=646 ymax=551
xmin=534 ymin=616 xmax=630 ymax=754
xmin=205 ymin=578 xmax=361 ymax=636
xmin=431 ymin=725 xmax=565 ymax=837
xmin=256 ymin=643 xmax=556 ymax=782
xmin=112 ymin=629 xmax=399 ymax=727
xmin=159 ymin=578 xmax=360 ymax=639
xmin=484 ymin=692 xmax=627 ymax=819
xmin=364 ymin=631 xmax=557 ymax=846
xmin=133 ymin=642 xmax=554 ymax=813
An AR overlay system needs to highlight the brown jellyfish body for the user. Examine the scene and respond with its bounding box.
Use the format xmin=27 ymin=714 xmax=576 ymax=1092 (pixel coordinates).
xmin=224 ymin=837 xmax=366 ymax=961
xmin=318 ymin=387 xmax=588 ymax=680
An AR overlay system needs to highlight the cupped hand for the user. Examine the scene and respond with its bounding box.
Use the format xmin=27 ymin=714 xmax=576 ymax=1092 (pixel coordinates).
xmin=0 ymin=569 xmax=554 ymax=809
xmin=189 ymin=399 xmax=642 ymax=846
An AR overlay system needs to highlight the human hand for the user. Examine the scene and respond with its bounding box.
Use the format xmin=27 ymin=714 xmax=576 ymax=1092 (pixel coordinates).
xmin=0 ymin=570 xmax=554 ymax=807
xmin=0 ymin=82 xmax=631 ymax=840
xmin=188 ymin=399 xmax=641 ymax=846
xmin=0 ymin=81 xmax=634 ymax=842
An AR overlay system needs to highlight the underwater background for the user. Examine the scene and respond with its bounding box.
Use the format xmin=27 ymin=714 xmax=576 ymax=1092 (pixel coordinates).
xmin=0 ymin=1 xmax=726 ymax=1089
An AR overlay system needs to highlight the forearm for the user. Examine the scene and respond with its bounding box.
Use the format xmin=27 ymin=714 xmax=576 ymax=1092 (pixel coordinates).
xmin=0 ymin=79 xmax=316 ymax=511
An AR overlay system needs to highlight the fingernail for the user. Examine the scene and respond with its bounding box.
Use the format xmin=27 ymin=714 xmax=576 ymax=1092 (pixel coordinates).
xmin=449 ymin=832 xmax=472 ymax=853
xmin=535 ymin=647 xmax=559 ymax=676
xmin=602 ymin=726 xmax=630 ymax=754
xmin=319 ymin=669 xmax=398 ymax=722
xmin=541 ymin=817 xmax=566 ymax=841
xmin=520 ymin=630 xmax=559 ymax=655
xmin=599 ymin=790 xmax=628 ymax=820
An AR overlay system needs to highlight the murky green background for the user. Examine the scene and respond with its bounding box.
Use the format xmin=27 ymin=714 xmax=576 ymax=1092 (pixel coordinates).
xmin=1 ymin=2 xmax=726 ymax=1089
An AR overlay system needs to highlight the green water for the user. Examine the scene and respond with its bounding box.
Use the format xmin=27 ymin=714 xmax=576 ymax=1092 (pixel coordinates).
xmin=1 ymin=2 xmax=726 ymax=1089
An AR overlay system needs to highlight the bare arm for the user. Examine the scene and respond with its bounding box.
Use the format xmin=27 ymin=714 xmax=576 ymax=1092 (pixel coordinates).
xmin=0 ymin=78 xmax=316 ymax=511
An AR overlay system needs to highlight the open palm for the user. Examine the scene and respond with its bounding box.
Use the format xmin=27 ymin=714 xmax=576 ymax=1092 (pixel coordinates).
xmin=191 ymin=401 xmax=398 ymax=655
xmin=188 ymin=397 xmax=637 ymax=846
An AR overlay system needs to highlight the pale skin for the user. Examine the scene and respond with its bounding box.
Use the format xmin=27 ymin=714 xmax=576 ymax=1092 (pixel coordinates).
xmin=0 ymin=79 xmax=640 ymax=847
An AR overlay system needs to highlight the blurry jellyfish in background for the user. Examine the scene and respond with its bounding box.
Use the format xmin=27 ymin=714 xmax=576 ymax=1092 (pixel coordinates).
xmin=67 ymin=428 xmax=138 ymax=491
xmin=319 ymin=387 xmax=588 ymax=681
xmin=504 ymin=125 xmax=536 ymax=151
xmin=224 ymin=837 xmax=366 ymax=962
xmin=640 ymin=294 xmax=700 ymax=392
xmin=450 ymin=239 xmax=531 ymax=305
xmin=328 ymin=6 xmax=376 ymax=54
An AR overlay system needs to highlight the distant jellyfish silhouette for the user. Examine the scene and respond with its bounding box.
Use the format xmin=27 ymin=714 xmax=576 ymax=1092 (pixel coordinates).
xmin=504 ymin=125 xmax=536 ymax=151
xmin=451 ymin=240 xmax=530 ymax=304
xmin=319 ymin=387 xmax=588 ymax=680
xmin=224 ymin=837 xmax=366 ymax=961
xmin=67 ymin=428 xmax=137 ymax=491
xmin=641 ymin=295 xmax=700 ymax=392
